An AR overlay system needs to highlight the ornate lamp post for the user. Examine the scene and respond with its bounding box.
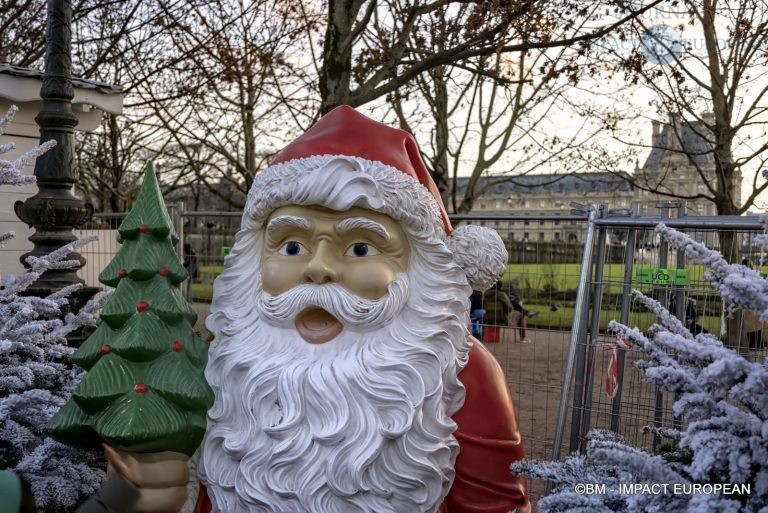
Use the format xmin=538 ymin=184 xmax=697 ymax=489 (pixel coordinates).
xmin=13 ymin=0 xmax=97 ymax=312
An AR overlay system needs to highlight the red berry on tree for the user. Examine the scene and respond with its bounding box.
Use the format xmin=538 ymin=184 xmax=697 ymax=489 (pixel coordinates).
xmin=136 ymin=300 xmax=150 ymax=312
xmin=159 ymin=266 xmax=169 ymax=276
xmin=172 ymin=341 xmax=183 ymax=352
xmin=100 ymin=344 xmax=111 ymax=355
xmin=134 ymin=383 xmax=148 ymax=394
xmin=118 ymin=268 xmax=127 ymax=278
xmin=139 ymin=224 xmax=149 ymax=233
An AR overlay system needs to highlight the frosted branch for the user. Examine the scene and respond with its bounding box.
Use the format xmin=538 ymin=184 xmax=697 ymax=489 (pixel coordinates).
xmin=655 ymin=223 xmax=768 ymax=321
xmin=0 ymin=106 xmax=55 ymax=188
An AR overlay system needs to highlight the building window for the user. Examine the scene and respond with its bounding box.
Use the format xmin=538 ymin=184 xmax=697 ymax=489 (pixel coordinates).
xmin=697 ymin=204 xmax=705 ymax=215
xmin=554 ymin=232 xmax=561 ymax=241
xmin=539 ymin=200 xmax=547 ymax=208
xmin=523 ymin=232 xmax=529 ymax=241
xmin=480 ymin=203 xmax=486 ymax=209
xmin=538 ymin=232 xmax=545 ymax=241
xmin=495 ymin=201 xmax=501 ymax=209
xmin=539 ymin=220 xmax=545 ymax=226
xmin=697 ymin=184 xmax=705 ymax=192
xmin=524 ymin=220 xmax=530 ymax=226
xmin=480 ymin=221 xmax=486 ymax=226
xmin=555 ymin=220 xmax=561 ymax=226
xmin=524 ymin=200 xmax=531 ymax=208
xmin=620 ymin=200 xmax=627 ymax=207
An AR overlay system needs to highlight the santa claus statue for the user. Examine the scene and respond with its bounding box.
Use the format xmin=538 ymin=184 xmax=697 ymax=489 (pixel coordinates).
xmin=194 ymin=106 xmax=530 ymax=513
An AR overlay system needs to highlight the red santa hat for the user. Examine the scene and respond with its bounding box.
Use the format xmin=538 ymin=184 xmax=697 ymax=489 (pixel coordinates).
xmin=244 ymin=105 xmax=508 ymax=291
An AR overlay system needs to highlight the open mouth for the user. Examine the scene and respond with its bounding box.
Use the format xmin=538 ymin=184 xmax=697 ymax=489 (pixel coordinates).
xmin=295 ymin=307 xmax=343 ymax=344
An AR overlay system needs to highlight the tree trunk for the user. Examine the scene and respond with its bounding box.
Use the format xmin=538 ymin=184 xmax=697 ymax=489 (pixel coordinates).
xmin=108 ymin=113 xmax=122 ymax=212
xmin=700 ymin=1 xmax=743 ymax=347
xmin=244 ymin=76 xmax=257 ymax=178
xmin=319 ymin=0 xmax=360 ymax=115
xmin=431 ymin=66 xmax=451 ymax=210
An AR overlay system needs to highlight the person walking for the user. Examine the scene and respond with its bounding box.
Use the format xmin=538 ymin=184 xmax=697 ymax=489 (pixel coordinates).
xmin=484 ymin=282 xmax=537 ymax=343
xmin=469 ymin=290 xmax=486 ymax=340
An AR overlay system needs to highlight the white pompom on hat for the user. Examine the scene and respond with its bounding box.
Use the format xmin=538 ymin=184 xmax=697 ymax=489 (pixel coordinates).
xmin=245 ymin=105 xmax=508 ymax=291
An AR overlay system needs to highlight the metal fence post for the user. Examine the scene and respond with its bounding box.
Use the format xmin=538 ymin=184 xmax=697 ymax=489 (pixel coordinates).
xmin=610 ymin=204 xmax=638 ymax=432
xmin=673 ymin=202 xmax=687 ymax=433
xmin=653 ymin=202 xmax=675 ymax=451
xmin=552 ymin=204 xmax=597 ymax=461
xmin=577 ymin=204 xmax=609 ymax=451
xmin=168 ymin=202 xmax=187 ymax=299
xmin=171 ymin=202 xmax=185 ymax=260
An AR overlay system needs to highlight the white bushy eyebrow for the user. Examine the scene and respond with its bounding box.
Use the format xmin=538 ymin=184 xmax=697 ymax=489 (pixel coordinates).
xmin=266 ymin=215 xmax=311 ymax=235
xmin=336 ymin=217 xmax=390 ymax=240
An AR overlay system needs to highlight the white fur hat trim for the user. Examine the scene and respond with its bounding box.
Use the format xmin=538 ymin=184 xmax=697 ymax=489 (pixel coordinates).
xmin=244 ymin=154 xmax=507 ymax=291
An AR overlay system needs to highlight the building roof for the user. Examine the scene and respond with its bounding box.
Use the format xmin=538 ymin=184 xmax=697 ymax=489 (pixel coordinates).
xmin=0 ymin=64 xmax=123 ymax=119
xmin=642 ymin=118 xmax=714 ymax=170
xmin=456 ymin=172 xmax=634 ymax=197
xmin=0 ymin=64 xmax=124 ymax=134
xmin=0 ymin=64 xmax=123 ymax=94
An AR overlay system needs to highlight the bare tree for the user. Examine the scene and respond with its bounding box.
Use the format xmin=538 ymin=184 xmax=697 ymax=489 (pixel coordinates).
xmin=1 ymin=0 xmax=670 ymax=215
xmin=317 ymin=0 xmax=666 ymax=114
xmin=0 ymin=0 xmax=46 ymax=66
xmin=569 ymin=0 xmax=768 ymax=217
xmin=386 ymin=2 xmax=605 ymax=213
xmin=71 ymin=0 xmax=231 ymax=210
xmin=75 ymin=113 xmax=180 ymax=212
xmin=125 ymin=0 xmax=321 ymax=209
xmin=1 ymin=0 xmax=204 ymax=212
xmin=555 ymin=0 xmax=768 ymax=345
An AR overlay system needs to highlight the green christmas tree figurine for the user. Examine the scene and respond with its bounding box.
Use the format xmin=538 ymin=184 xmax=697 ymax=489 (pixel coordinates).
xmin=47 ymin=162 xmax=213 ymax=456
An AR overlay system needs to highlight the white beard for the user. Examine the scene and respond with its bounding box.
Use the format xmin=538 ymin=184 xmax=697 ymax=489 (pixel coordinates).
xmin=201 ymin=269 xmax=471 ymax=513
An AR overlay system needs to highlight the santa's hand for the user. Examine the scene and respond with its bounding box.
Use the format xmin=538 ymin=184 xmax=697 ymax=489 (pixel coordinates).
xmin=107 ymin=448 xmax=190 ymax=513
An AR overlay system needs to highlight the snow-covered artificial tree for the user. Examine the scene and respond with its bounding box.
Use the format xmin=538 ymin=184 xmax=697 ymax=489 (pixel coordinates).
xmin=0 ymin=106 xmax=107 ymax=512
xmin=514 ymin=222 xmax=768 ymax=513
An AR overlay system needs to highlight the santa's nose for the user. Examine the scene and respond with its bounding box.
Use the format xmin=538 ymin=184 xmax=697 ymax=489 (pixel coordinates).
xmin=302 ymin=241 xmax=339 ymax=284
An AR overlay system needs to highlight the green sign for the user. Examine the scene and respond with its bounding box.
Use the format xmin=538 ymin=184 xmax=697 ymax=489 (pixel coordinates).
xmin=636 ymin=267 xmax=690 ymax=286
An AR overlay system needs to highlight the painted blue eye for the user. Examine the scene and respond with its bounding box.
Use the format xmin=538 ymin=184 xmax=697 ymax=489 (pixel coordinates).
xmin=345 ymin=243 xmax=380 ymax=257
xmin=279 ymin=241 xmax=307 ymax=256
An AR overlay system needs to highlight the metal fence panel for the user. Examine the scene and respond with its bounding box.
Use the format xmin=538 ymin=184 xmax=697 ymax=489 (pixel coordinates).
xmin=560 ymin=204 xmax=766 ymax=462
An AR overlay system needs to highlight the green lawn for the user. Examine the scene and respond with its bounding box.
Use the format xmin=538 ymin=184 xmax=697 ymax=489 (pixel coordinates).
xmin=195 ymin=262 xmax=718 ymax=294
xmin=189 ymin=265 xmax=224 ymax=301
xmin=191 ymin=283 xmax=214 ymax=301
xmin=189 ymin=263 xmax=727 ymax=333
xmin=522 ymin=303 xmax=722 ymax=334
xmin=504 ymin=263 xmax=720 ymax=295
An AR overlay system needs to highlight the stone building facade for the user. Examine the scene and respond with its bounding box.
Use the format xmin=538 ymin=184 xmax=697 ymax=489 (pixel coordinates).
xmin=464 ymin=117 xmax=741 ymax=243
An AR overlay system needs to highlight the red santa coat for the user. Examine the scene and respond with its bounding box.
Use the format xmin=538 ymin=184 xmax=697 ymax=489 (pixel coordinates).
xmin=194 ymin=339 xmax=530 ymax=513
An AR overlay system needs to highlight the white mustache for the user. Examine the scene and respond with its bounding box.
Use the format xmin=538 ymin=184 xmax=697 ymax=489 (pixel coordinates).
xmin=257 ymin=274 xmax=409 ymax=331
